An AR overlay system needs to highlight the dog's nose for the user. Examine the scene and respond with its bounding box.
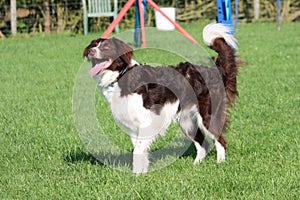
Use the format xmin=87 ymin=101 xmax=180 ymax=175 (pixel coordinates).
xmin=88 ymin=49 xmax=96 ymax=56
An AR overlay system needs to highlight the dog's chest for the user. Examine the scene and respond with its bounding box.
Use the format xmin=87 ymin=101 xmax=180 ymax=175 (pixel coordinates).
xmin=101 ymin=84 xmax=151 ymax=132
xmin=100 ymin=84 xmax=180 ymax=136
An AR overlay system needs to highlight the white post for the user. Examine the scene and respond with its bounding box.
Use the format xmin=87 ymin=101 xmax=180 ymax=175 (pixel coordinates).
xmin=82 ymin=0 xmax=88 ymax=35
xmin=254 ymin=0 xmax=259 ymax=20
xmin=10 ymin=0 xmax=17 ymax=36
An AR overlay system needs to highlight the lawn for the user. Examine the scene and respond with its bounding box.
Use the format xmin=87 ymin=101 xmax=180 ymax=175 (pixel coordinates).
xmin=0 ymin=22 xmax=299 ymax=199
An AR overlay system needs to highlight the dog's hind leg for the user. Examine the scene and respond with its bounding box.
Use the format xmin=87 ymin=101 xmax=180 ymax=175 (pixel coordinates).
xmin=214 ymin=134 xmax=226 ymax=163
xmin=195 ymin=113 xmax=226 ymax=163
xmin=178 ymin=107 xmax=209 ymax=164
xmin=193 ymin=129 xmax=209 ymax=164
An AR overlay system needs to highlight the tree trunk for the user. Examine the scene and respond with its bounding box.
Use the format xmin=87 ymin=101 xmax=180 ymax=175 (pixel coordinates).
xmin=57 ymin=4 xmax=65 ymax=33
xmin=254 ymin=0 xmax=259 ymax=20
xmin=10 ymin=0 xmax=17 ymax=36
xmin=243 ymin=0 xmax=252 ymax=23
xmin=44 ymin=1 xmax=51 ymax=34
xmin=281 ymin=0 xmax=295 ymax=22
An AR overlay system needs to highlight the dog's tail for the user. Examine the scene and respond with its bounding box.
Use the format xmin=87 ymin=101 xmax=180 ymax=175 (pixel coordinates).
xmin=203 ymin=23 xmax=238 ymax=106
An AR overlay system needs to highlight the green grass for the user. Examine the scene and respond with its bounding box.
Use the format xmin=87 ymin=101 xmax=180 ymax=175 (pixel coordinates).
xmin=1 ymin=22 xmax=299 ymax=199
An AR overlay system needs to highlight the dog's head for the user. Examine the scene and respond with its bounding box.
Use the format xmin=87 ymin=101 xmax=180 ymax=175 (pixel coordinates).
xmin=83 ymin=37 xmax=133 ymax=76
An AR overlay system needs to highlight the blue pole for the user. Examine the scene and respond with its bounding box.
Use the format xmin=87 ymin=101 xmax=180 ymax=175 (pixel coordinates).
xmin=216 ymin=0 xmax=233 ymax=33
xmin=216 ymin=0 xmax=224 ymax=23
xmin=134 ymin=0 xmax=146 ymax=46
xmin=276 ymin=0 xmax=280 ymax=31
xmin=224 ymin=0 xmax=230 ymax=22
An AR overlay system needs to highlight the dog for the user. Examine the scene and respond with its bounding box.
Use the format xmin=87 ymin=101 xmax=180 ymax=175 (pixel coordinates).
xmin=83 ymin=23 xmax=238 ymax=173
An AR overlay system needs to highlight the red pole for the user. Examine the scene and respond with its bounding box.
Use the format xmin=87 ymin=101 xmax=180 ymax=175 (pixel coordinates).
xmin=102 ymin=0 xmax=197 ymax=45
xmin=146 ymin=0 xmax=198 ymax=44
xmin=138 ymin=0 xmax=147 ymax=47
xmin=101 ymin=0 xmax=136 ymax=38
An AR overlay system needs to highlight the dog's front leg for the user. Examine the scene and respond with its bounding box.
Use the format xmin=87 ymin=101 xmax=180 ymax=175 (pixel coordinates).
xmin=131 ymin=136 xmax=155 ymax=174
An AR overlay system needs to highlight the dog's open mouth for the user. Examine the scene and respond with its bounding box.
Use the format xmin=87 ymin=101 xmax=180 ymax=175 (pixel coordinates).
xmin=89 ymin=59 xmax=113 ymax=76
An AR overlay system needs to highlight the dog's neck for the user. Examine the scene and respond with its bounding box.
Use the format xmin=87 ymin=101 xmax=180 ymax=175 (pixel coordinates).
xmin=98 ymin=59 xmax=138 ymax=90
xmin=109 ymin=64 xmax=130 ymax=87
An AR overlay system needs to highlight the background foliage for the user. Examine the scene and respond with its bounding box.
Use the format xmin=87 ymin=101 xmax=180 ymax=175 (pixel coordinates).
xmin=0 ymin=0 xmax=300 ymax=35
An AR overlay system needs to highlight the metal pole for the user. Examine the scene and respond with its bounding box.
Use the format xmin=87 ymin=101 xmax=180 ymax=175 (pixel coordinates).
xmin=276 ymin=0 xmax=280 ymax=31
xmin=216 ymin=0 xmax=233 ymax=34
xmin=235 ymin=0 xmax=238 ymax=30
xmin=134 ymin=0 xmax=146 ymax=47
xmin=102 ymin=0 xmax=136 ymax=38
xmin=138 ymin=0 xmax=146 ymax=47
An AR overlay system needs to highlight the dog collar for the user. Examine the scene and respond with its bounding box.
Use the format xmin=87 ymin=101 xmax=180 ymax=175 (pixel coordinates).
xmin=108 ymin=65 xmax=131 ymax=87
xmin=106 ymin=60 xmax=138 ymax=88
xmin=117 ymin=65 xmax=130 ymax=81
xmin=107 ymin=85 xmax=116 ymax=92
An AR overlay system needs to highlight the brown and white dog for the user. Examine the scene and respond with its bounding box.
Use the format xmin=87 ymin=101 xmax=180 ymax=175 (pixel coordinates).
xmin=83 ymin=23 xmax=238 ymax=173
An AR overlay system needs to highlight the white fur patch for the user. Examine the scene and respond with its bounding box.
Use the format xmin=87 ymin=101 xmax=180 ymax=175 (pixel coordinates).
xmin=196 ymin=113 xmax=217 ymax=141
xmin=130 ymin=59 xmax=139 ymax=66
xmin=203 ymin=23 xmax=238 ymax=49
xmin=132 ymin=137 xmax=155 ymax=174
xmin=100 ymin=77 xmax=180 ymax=137
xmin=194 ymin=141 xmax=208 ymax=164
xmin=99 ymin=70 xmax=119 ymax=88
xmin=178 ymin=105 xmax=198 ymax=131
xmin=215 ymin=140 xmax=225 ymax=163
xmin=98 ymin=59 xmax=139 ymax=88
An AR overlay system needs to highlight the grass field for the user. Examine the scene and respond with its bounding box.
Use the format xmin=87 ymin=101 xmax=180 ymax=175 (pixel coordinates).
xmin=0 ymin=22 xmax=299 ymax=199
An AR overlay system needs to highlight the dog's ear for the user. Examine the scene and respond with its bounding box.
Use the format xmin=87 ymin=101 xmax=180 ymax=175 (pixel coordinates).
xmin=83 ymin=46 xmax=89 ymax=57
xmin=110 ymin=37 xmax=133 ymax=65
xmin=83 ymin=38 xmax=105 ymax=57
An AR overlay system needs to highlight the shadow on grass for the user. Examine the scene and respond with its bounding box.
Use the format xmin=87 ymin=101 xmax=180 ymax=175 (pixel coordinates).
xmin=181 ymin=144 xmax=197 ymax=158
xmin=64 ymin=148 xmax=134 ymax=170
xmin=64 ymin=148 xmax=104 ymax=166
xmin=64 ymin=144 xmax=199 ymax=171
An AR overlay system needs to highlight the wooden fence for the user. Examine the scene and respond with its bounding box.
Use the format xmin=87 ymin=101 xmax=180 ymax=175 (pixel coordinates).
xmin=0 ymin=0 xmax=299 ymax=37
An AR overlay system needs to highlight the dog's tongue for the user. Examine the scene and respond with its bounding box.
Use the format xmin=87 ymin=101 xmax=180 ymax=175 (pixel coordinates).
xmin=89 ymin=59 xmax=113 ymax=76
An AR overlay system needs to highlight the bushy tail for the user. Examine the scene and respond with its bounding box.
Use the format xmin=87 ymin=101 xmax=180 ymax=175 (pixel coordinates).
xmin=203 ymin=23 xmax=238 ymax=106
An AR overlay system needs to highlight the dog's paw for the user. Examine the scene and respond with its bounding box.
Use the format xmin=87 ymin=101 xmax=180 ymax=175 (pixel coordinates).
xmin=217 ymin=153 xmax=225 ymax=163
xmin=132 ymin=153 xmax=149 ymax=174
xmin=215 ymin=141 xmax=226 ymax=163
xmin=193 ymin=141 xmax=208 ymax=164
xmin=133 ymin=167 xmax=148 ymax=175
xmin=193 ymin=153 xmax=206 ymax=165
